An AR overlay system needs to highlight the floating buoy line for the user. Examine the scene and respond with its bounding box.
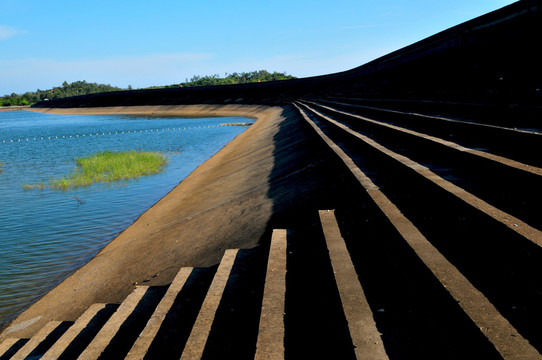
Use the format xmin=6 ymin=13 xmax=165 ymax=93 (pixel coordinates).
xmin=1 ymin=122 xmax=251 ymax=144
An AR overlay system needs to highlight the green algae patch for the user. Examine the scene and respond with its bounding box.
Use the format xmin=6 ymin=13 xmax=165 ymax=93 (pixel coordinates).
xmin=26 ymin=150 xmax=168 ymax=190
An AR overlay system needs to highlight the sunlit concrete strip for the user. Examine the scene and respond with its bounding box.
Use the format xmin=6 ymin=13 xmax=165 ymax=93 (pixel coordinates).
xmin=299 ymin=102 xmax=542 ymax=249
xmin=307 ymin=100 xmax=542 ymax=177
xmin=322 ymin=98 xmax=542 ymax=136
xmin=42 ymin=303 xmax=107 ymax=360
xmin=0 ymin=338 xmax=20 ymax=357
xmin=78 ymin=286 xmax=149 ymax=360
xmin=181 ymin=249 xmax=239 ymax=360
xmin=126 ymin=267 xmax=193 ymax=360
xmin=255 ymin=229 xmax=287 ymax=360
xmin=296 ymin=103 xmax=542 ymax=360
xmin=319 ymin=210 xmax=388 ymax=360
xmin=11 ymin=320 xmax=62 ymax=360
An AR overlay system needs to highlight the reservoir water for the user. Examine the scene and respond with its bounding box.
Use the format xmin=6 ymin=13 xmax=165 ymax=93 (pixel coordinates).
xmin=0 ymin=110 xmax=252 ymax=328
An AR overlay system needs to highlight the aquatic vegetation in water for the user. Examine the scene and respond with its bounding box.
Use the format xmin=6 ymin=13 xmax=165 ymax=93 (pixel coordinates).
xmin=25 ymin=150 xmax=168 ymax=190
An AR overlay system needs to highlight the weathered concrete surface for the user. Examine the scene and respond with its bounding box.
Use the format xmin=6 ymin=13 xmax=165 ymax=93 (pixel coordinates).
xmin=319 ymin=210 xmax=388 ymax=360
xmin=0 ymin=104 xmax=312 ymax=341
xmin=180 ymin=249 xmax=238 ymax=360
xmin=254 ymin=229 xmax=287 ymax=360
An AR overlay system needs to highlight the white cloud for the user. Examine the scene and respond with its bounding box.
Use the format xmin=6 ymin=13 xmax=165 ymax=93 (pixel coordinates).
xmin=0 ymin=25 xmax=26 ymax=40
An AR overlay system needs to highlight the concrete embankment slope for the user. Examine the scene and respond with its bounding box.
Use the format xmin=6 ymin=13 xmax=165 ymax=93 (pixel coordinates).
xmin=0 ymin=104 xmax=340 ymax=340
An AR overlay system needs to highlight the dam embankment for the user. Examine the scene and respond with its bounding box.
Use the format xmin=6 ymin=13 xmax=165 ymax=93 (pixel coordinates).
xmin=2 ymin=2 xmax=542 ymax=357
xmin=0 ymin=103 xmax=350 ymax=341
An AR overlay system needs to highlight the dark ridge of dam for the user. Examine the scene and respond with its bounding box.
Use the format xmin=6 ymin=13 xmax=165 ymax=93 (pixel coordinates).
xmin=2 ymin=1 xmax=542 ymax=359
xmin=33 ymin=0 xmax=541 ymax=113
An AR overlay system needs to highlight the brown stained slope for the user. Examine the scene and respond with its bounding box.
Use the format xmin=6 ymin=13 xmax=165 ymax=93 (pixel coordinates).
xmin=0 ymin=104 xmax=295 ymax=340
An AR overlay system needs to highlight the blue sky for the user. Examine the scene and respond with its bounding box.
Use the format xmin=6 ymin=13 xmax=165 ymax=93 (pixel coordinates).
xmin=1 ymin=0 xmax=516 ymax=95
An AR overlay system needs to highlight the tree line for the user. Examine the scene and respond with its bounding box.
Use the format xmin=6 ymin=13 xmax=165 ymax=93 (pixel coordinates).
xmin=181 ymin=70 xmax=297 ymax=87
xmin=144 ymin=70 xmax=297 ymax=89
xmin=1 ymin=71 xmax=297 ymax=106
xmin=0 ymin=81 xmax=123 ymax=106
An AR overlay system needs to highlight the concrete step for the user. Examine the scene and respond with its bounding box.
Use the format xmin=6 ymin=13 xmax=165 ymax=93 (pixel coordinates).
xmin=10 ymin=320 xmax=66 ymax=360
xmin=140 ymin=267 xmax=216 ymax=359
xmin=0 ymin=338 xmax=23 ymax=358
xmin=254 ymin=229 xmax=287 ymax=360
xmin=77 ymin=286 xmax=149 ymax=360
xmin=200 ymin=248 xmax=268 ymax=359
xmin=41 ymin=303 xmax=108 ymax=360
xmin=180 ymin=249 xmax=239 ymax=360
xmin=318 ymin=210 xmax=388 ymax=360
xmin=125 ymin=267 xmax=193 ymax=360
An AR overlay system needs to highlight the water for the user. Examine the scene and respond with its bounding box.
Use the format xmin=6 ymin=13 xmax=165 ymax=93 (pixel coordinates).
xmin=0 ymin=110 xmax=252 ymax=327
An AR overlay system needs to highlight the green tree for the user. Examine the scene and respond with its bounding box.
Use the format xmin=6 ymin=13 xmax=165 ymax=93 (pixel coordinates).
xmin=1 ymin=81 xmax=125 ymax=106
xmin=176 ymin=70 xmax=296 ymax=88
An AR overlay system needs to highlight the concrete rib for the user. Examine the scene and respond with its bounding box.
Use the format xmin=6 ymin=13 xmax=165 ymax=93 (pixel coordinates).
xmin=0 ymin=338 xmax=20 ymax=357
xmin=255 ymin=229 xmax=287 ymax=360
xmin=180 ymin=249 xmax=239 ymax=360
xmin=297 ymin=103 xmax=542 ymax=360
xmin=322 ymin=98 xmax=542 ymax=137
xmin=41 ymin=303 xmax=107 ymax=360
xmin=307 ymin=100 xmax=542 ymax=177
xmin=299 ymin=102 xmax=542 ymax=249
xmin=319 ymin=210 xmax=389 ymax=360
xmin=11 ymin=320 xmax=62 ymax=360
xmin=126 ymin=267 xmax=193 ymax=360
xmin=77 ymin=286 xmax=149 ymax=360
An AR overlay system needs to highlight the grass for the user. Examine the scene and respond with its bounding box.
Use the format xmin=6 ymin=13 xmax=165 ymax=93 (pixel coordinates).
xmin=25 ymin=150 xmax=168 ymax=190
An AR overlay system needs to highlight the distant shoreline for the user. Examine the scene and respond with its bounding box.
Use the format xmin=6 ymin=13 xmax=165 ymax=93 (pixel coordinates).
xmin=0 ymin=106 xmax=31 ymax=112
